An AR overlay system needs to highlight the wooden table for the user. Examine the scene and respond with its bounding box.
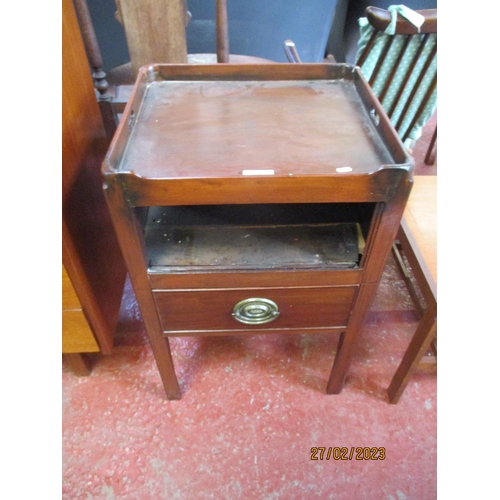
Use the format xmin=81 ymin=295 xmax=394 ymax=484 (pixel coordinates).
xmin=388 ymin=175 xmax=437 ymax=403
xmin=103 ymin=63 xmax=414 ymax=399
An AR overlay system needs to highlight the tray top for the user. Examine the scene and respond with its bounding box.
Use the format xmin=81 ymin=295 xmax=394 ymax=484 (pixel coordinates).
xmin=109 ymin=66 xmax=410 ymax=179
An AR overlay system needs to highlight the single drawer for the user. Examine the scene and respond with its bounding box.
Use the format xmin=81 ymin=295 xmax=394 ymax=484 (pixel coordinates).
xmin=153 ymin=286 xmax=357 ymax=334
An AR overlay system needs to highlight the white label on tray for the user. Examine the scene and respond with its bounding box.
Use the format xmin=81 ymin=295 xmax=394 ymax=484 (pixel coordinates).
xmin=336 ymin=166 xmax=353 ymax=173
xmin=242 ymin=170 xmax=275 ymax=176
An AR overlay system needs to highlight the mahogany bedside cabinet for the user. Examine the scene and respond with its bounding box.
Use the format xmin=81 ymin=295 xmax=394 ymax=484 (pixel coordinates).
xmin=102 ymin=63 xmax=413 ymax=399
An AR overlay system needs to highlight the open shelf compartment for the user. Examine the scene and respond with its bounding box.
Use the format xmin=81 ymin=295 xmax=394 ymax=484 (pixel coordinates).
xmin=144 ymin=203 xmax=375 ymax=272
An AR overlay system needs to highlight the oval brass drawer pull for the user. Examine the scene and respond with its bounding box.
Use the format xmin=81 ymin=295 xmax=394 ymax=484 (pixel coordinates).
xmin=232 ymin=298 xmax=280 ymax=325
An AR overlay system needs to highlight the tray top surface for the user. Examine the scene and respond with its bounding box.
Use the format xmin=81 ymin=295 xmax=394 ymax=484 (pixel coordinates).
xmin=116 ymin=79 xmax=398 ymax=178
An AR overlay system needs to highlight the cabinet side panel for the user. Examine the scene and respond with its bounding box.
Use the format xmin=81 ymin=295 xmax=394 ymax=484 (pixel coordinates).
xmin=62 ymin=0 xmax=127 ymax=354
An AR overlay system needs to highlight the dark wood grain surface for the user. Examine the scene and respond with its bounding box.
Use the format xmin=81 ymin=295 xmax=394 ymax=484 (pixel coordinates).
xmin=63 ymin=0 xmax=127 ymax=355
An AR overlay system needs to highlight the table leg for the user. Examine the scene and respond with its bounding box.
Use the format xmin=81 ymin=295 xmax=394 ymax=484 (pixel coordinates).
xmin=326 ymin=282 xmax=378 ymax=394
xmin=104 ymin=177 xmax=182 ymax=400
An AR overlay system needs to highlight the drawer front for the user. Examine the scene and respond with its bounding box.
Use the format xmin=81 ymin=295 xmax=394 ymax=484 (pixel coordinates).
xmin=149 ymin=268 xmax=362 ymax=290
xmin=154 ymin=286 xmax=357 ymax=333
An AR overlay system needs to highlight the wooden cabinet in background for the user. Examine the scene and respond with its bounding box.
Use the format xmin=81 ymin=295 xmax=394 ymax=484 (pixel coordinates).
xmin=62 ymin=0 xmax=127 ymax=374
xmin=62 ymin=264 xmax=100 ymax=353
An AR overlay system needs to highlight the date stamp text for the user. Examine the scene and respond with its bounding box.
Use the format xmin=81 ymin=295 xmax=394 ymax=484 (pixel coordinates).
xmin=311 ymin=447 xmax=386 ymax=460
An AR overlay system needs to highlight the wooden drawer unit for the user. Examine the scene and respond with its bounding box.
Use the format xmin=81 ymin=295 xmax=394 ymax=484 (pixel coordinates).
xmin=103 ymin=64 xmax=413 ymax=399
xmin=153 ymin=286 xmax=357 ymax=334
xmin=62 ymin=310 xmax=100 ymax=353
xmin=62 ymin=265 xmax=100 ymax=354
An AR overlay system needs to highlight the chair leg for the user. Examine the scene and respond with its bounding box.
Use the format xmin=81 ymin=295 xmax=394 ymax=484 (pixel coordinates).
xmin=387 ymin=307 xmax=436 ymax=404
xmin=392 ymin=242 xmax=424 ymax=317
xmin=424 ymin=125 xmax=437 ymax=165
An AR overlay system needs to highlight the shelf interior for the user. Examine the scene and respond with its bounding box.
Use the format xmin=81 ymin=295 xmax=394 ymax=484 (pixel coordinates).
xmin=143 ymin=203 xmax=376 ymax=272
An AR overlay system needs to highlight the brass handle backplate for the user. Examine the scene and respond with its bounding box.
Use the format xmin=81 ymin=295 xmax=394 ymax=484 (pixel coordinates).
xmin=232 ymin=298 xmax=280 ymax=325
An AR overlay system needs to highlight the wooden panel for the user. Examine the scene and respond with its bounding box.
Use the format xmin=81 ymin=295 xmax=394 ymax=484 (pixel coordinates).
xmin=62 ymin=310 xmax=100 ymax=353
xmin=117 ymin=79 xmax=395 ymax=178
xmin=103 ymin=64 xmax=412 ymax=179
xmin=62 ymin=264 xmax=81 ymax=310
xmin=115 ymin=0 xmax=187 ymax=74
xmin=154 ymin=286 xmax=357 ymax=333
xmin=116 ymin=170 xmax=410 ymax=207
xmin=62 ymin=0 xmax=105 ymax=198
xmin=400 ymin=176 xmax=436 ymax=294
xmin=62 ymin=0 xmax=127 ymax=355
xmin=149 ymin=269 xmax=363 ymax=290
xmin=366 ymin=7 xmax=437 ymax=35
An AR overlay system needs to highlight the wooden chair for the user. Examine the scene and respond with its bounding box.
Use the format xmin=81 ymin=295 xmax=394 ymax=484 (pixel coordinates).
xmin=388 ymin=176 xmax=437 ymax=403
xmin=74 ymin=0 xmax=272 ymax=140
xmin=355 ymin=6 xmax=437 ymax=164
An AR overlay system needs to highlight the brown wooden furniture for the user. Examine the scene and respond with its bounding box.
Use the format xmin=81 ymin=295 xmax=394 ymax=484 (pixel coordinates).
xmin=62 ymin=0 xmax=127 ymax=374
xmin=113 ymin=0 xmax=269 ymax=73
xmin=73 ymin=0 xmax=119 ymax=142
xmin=62 ymin=263 xmax=99 ymax=375
xmin=356 ymin=7 xmax=437 ymax=164
xmin=87 ymin=0 xmax=271 ymax=141
xmin=388 ymin=175 xmax=436 ymax=403
xmin=103 ymin=63 xmax=413 ymax=399
xmin=115 ymin=0 xmax=188 ymax=74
